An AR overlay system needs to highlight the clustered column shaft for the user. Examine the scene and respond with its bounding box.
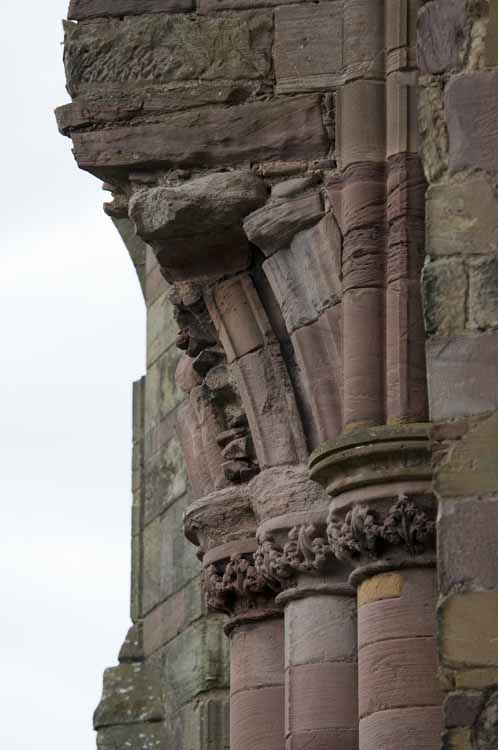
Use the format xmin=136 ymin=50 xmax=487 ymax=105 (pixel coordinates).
xmin=230 ymin=618 xmax=285 ymax=750
xmin=358 ymin=569 xmax=440 ymax=750
xmin=280 ymin=584 xmax=358 ymax=749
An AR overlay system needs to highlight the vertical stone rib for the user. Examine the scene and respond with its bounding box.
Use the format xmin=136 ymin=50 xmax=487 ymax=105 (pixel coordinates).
xmin=336 ymin=160 xmax=387 ymax=429
xmin=385 ymin=0 xmax=428 ymax=424
xmin=385 ymin=155 xmax=428 ymax=423
xmin=207 ymin=275 xmax=308 ymax=469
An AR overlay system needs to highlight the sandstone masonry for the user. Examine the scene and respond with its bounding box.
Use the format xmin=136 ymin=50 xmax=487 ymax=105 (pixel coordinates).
xmin=57 ymin=1 xmax=498 ymax=749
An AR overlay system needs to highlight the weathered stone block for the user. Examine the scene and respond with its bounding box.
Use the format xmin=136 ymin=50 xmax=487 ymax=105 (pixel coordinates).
xmin=361 ymin=706 xmax=443 ymax=750
xmin=476 ymin=690 xmax=498 ymax=748
xmin=231 ymin=619 xmax=285 ymax=694
xmin=94 ymin=663 xmax=163 ymax=729
xmin=206 ymin=274 xmax=276 ymax=363
xmin=146 ymin=289 xmax=177 ymax=367
xmin=344 ymin=0 xmax=385 ymax=79
xmin=427 ymin=177 xmax=498 ymax=257
xmin=360 ymin=637 xmax=440 ymax=718
xmin=71 ymin=96 xmax=329 ymax=178
xmin=469 ymin=257 xmax=498 ymax=330
xmin=422 ymin=259 xmax=467 ymax=336
xmin=262 ymin=212 xmax=342 ymax=332
xmin=233 ymin=344 xmax=308 ymax=468
xmin=164 ymin=696 xmax=229 ymax=749
xmin=385 ymin=0 xmax=421 ymax=72
xmin=142 ymin=517 xmax=161 ymax=615
xmin=142 ymin=495 xmax=200 ymax=614
xmin=231 ymin=685 xmax=285 ymax=749
xmin=159 ymin=495 xmax=200 ymax=602
xmin=439 ymin=497 xmax=498 ymax=594
xmin=162 ymin=618 xmax=229 ymax=710
xmin=446 ymin=70 xmax=498 ymax=174
xmin=455 ymin=668 xmax=498 ymax=690
xmin=286 ymin=594 xmax=356 ymax=666
xmin=337 ymin=81 xmax=386 ymax=169
xmin=417 ymin=0 xmax=467 ymax=74
xmin=436 ymin=411 xmax=498 ymax=497
xmin=133 ymin=377 xmax=146 ymax=446
xmin=444 ymin=691 xmax=483 ymax=729
xmin=199 ymin=0 xmax=306 ymax=10
xmin=342 ymin=287 xmax=384 ymax=427
xmin=176 ymin=399 xmax=220 ymax=499
xmin=287 ymin=662 xmax=357 ymax=731
xmin=243 ymin=191 xmax=325 ymax=256
xmin=386 ymin=278 xmax=429 ymax=423
xmin=119 ymin=623 xmax=144 ymax=664
xmin=427 ymin=336 xmax=498 ymax=421
xmin=358 ymin=573 xmax=404 ymax=607
xmin=486 ymin=0 xmax=498 ymax=67
xmin=274 ymin=3 xmax=343 ymax=93
xmin=130 ymin=171 xmax=267 ymax=282
xmin=58 ymin=80 xmax=271 ymax=136
xmin=442 ymin=728 xmax=473 ymax=750
xmin=144 ymin=346 xmax=183 ymax=431
xmin=69 ymin=0 xmax=193 ymax=19
xmin=386 ymin=71 xmax=419 ymax=157
xmin=144 ymin=436 xmax=188 ymax=525
xmin=97 ymin=724 xmax=166 ymax=750
xmin=131 ymin=530 xmax=143 ymax=623
xmin=359 ymin=570 xmax=438 ymax=649
xmin=291 ymin=305 xmax=343 ymax=445
xmin=145 ymin=248 xmax=168 ymax=307
xmin=143 ymin=577 xmax=204 ymax=656
xmin=64 ymin=13 xmax=272 ymax=96
xmin=440 ymin=592 xmax=498 ymax=668
xmin=418 ymin=77 xmax=449 ymax=183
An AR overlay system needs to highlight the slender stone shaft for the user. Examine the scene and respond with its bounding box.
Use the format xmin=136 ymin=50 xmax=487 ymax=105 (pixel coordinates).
xmin=281 ymin=588 xmax=358 ymax=750
xmin=358 ymin=568 xmax=442 ymax=750
xmin=229 ymin=617 xmax=285 ymax=750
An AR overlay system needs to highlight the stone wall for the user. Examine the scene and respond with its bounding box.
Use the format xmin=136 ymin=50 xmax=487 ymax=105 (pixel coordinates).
xmin=418 ymin=2 xmax=498 ymax=748
xmin=93 ymin=222 xmax=229 ymax=750
xmin=57 ymin=1 xmax=498 ymax=749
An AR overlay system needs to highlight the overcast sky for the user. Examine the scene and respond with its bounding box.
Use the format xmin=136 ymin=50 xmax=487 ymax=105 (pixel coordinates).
xmin=0 ymin=2 xmax=145 ymax=747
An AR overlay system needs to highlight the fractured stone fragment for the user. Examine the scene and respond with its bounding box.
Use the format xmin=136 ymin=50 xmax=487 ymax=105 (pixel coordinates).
xmin=129 ymin=171 xmax=267 ymax=281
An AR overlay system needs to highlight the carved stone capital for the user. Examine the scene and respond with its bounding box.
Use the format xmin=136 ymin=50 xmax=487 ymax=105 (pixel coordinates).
xmin=255 ymin=523 xmax=334 ymax=586
xmin=310 ymin=424 xmax=436 ymax=584
xmin=327 ymin=493 xmax=436 ymax=564
xmin=203 ymin=552 xmax=280 ymax=620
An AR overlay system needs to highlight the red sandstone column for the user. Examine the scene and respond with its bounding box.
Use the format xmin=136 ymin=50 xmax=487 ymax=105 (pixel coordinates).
xmin=280 ymin=582 xmax=358 ymax=750
xmin=358 ymin=568 xmax=440 ymax=750
xmin=310 ymin=425 xmax=443 ymax=750
xmin=185 ymin=488 xmax=284 ymax=750
xmin=335 ymin=0 xmax=387 ymax=429
xmin=229 ymin=617 xmax=285 ymax=750
xmin=336 ymin=87 xmax=387 ymax=430
xmin=254 ymin=499 xmax=358 ymax=750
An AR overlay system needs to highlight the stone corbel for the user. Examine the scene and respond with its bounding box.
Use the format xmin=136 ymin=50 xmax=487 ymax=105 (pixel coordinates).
xmin=128 ymin=170 xmax=268 ymax=282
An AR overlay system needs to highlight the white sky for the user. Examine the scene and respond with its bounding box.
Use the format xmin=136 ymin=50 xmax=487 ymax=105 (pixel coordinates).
xmin=0 ymin=2 xmax=146 ymax=747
